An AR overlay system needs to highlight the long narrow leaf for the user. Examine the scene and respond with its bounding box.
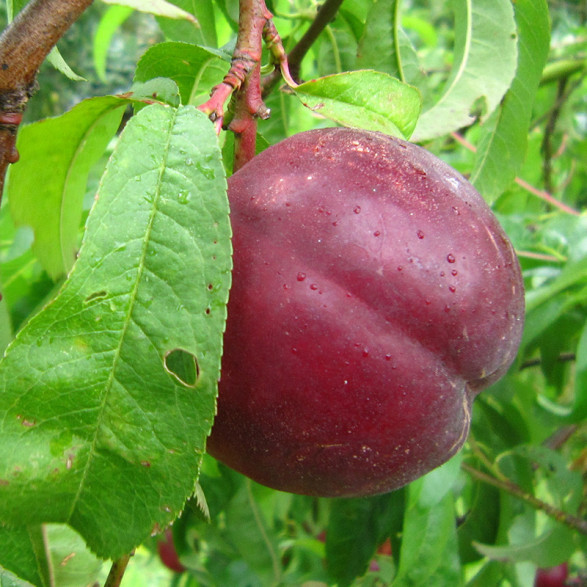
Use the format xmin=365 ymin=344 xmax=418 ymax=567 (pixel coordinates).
xmin=0 ymin=104 xmax=231 ymax=559
xmin=470 ymin=0 xmax=550 ymax=201
xmin=412 ymin=0 xmax=517 ymax=141
xmin=8 ymin=97 xmax=127 ymax=280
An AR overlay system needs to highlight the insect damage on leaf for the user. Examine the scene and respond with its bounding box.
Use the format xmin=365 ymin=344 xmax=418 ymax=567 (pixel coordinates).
xmin=164 ymin=348 xmax=200 ymax=387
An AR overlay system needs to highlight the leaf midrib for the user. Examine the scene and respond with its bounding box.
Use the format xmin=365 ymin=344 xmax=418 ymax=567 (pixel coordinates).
xmin=66 ymin=107 xmax=177 ymax=523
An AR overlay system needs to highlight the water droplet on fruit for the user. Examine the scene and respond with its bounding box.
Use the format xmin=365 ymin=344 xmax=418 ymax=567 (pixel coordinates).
xmin=451 ymin=270 xmax=458 ymax=276
xmin=373 ymin=230 xmax=381 ymax=237
xmin=297 ymin=272 xmax=306 ymax=281
xmin=444 ymin=305 xmax=451 ymax=313
xmin=397 ymin=266 xmax=403 ymax=272
xmin=310 ymin=283 xmax=318 ymax=290
xmin=362 ymin=348 xmax=369 ymax=357
xmin=415 ymin=168 xmax=427 ymax=177
xmin=440 ymin=271 xmax=445 ymax=277
xmin=449 ymin=286 xmax=456 ymax=293
xmin=332 ymin=221 xmax=338 ymax=226
xmin=185 ymin=158 xmax=193 ymax=166
xmin=385 ymin=354 xmax=392 ymax=361
xmin=417 ymin=230 xmax=425 ymax=239
xmin=452 ymin=206 xmax=460 ymax=215
xmin=291 ymin=347 xmax=297 ymax=354
xmin=353 ymin=206 xmax=361 ymax=214
xmin=425 ymin=299 xmax=431 ymax=305
xmin=447 ymin=254 xmax=456 ymax=263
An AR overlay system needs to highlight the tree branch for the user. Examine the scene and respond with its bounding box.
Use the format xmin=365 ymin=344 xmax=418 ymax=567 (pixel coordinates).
xmin=462 ymin=462 xmax=587 ymax=535
xmin=261 ymin=0 xmax=344 ymax=96
xmin=104 ymin=552 xmax=133 ymax=587
xmin=0 ymin=0 xmax=93 ymax=204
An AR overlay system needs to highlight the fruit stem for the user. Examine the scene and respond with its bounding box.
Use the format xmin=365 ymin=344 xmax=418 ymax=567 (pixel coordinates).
xmin=0 ymin=0 xmax=92 ymax=206
xmin=462 ymin=462 xmax=587 ymax=535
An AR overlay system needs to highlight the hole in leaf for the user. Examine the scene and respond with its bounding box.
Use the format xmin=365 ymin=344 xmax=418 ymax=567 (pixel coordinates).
xmin=84 ymin=290 xmax=108 ymax=304
xmin=164 ymin=349 xmax=200 ymax=387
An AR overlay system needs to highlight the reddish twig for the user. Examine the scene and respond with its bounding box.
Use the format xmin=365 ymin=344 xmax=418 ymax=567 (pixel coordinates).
xmin=261 ymin=0 xmax=344 ymax=96
xmin=0 ymin=0 xmax=93 ymax=204
xmin=198 ymin=0 xmax=296 ymax=168
xmin=198 ymin=0 xmax=271 ymax=132
xmin=451 ymin=132 xmax=581 ymax=216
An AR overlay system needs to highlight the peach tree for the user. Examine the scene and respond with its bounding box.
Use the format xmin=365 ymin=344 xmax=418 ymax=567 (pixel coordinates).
xmin=0 ymin=1 xmax=585 ymax=586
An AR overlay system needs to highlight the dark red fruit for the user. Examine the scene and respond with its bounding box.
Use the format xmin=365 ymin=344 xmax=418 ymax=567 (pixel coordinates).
xmin=535 ymin=563 xmax=569 ymax=587
xmin=207 ymin=128 xmax=524 ymax=497
xmin=157 ymin=529 xmax=185 ymax=573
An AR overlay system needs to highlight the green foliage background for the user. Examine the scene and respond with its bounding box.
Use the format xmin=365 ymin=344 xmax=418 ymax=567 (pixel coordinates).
xmin=0 ymin=0 xmax=585 ymax=586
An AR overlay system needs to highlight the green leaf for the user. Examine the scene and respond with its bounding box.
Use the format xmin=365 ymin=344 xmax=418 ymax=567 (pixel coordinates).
xmin=326 ymin=492 xmax=403 ymax=587
xmin=293 ymin=70 xmax=422 ymax=139
xmin=101 ymin=0 xmax=197 ymax=22
xmin=412 ymin=0 xmax=518 ymax=141
xmin=0 ymin=567 xmax=35 ymax=587
xmin=0 ymin=104 xmax=231 ymax=559
xmin=356 ymin=0 xmax=400 ymax=76
xmin=393 ymin=456 xmax=463 ymax=587
xmin=224 ymin=480 xmax=282 ymax=585
xmin=156 ymin=0 xmax=218 ymax=46
xmin=8 ymin=97 xmax=128 ymax=280
xmin=93 ymin=6 xmax=134 ymax=83
xmin=525 ymin=256 xmax=587 ymax=313
xmin=131 ymin=78 xmax=181 ymax=107
xmin=470 ymin=0 xmax=551 ymax=202
xmin=45 ymin=525 xmax=103 ymax=587
xmin=474 ymin=512 xmax=576 ymax=567
xmin=134 ymin=42 xmax=230 ymax=106
xmin=47 ymin=48 xmax=85 ymax=82
xmin=0 ymin=525 xmax=48 ymax=587
xmin=356 ymin=0 xmax=425 ymax=89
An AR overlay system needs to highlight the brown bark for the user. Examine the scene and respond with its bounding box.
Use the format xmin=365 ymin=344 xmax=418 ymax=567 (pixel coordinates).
xmin=0 ymin=0 xmax=93 ymax=202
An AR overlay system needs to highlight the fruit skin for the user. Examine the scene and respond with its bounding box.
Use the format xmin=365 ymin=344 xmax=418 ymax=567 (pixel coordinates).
xmin=207 ymin=128 xmax=524 ymax=497
xmin=534 ymin=563 xmax=569 ymax=587
xmin=157 ymin=529 xmax=186 ymax=573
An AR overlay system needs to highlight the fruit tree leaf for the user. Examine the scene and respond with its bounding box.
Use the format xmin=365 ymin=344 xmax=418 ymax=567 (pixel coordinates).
xmin=393 ymin=456 xmax=463 ymax=587
xmin=8 ymin=96 xmax=128 ymax=280
xmin=0 ymin=525 xmax=48 ymax=587
xmin=356 ymin=0 xmax=425 ymax=90
xmin=134 ymin=42 xmax=230 ymax=106
xmin=470 ymin=0 xmax=550 ymax=202
xmin=93 ymin=6 xmax=134 ymax=83
xmin=293 ymin=70 xmax=422 ymax=140
xmin=45 ymin=525 xmax=103 ymax=587
xmin=47 ymin=48 xmax=85 ymax=82
xmin=412 ymin=0 xmax=518 ymax=141
xmin=100 ymin=0 xmax=197 ymax=22
xmin=0 ymin=567 xmax=35 ymax=587
xmin=0 ymin=104 xmax=231 ymax=559
xmin=326 ymin=492 xmax=404 ymax=587
xmin=474 ymin=512 xmax=576 ymax=567
xmin=156 ymin=0 xmax=218 ymax=47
